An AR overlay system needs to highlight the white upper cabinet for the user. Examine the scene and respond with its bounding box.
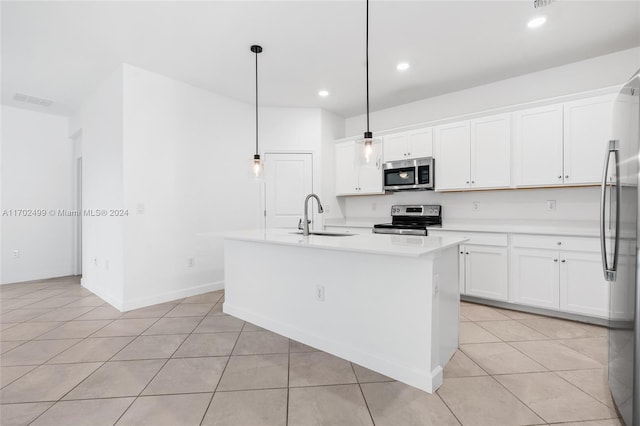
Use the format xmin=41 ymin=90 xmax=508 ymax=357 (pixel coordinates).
xmin=434 ymin=114 xmax=510 ymax=191
xmin=513 ymin=104 xmax=564 ymax=187
xmin=434 ymin=121 xmax=471 ymax=190
xmin=563 ymin=95 xmax=615 ymax=184
xmin=383 ymin=128 xmax=433 ymax=162
xmin=470 ymin=113 xmax=511 ymax=189
xmin=335 ymin=139 xmax=383 ymax=196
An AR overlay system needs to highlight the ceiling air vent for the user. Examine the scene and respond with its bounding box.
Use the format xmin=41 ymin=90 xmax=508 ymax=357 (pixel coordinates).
xmin=13 ymin=93 xmax=54 ymax=107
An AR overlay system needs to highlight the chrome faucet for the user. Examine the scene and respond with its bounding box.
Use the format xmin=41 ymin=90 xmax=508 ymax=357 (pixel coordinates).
xmin=298 ymin=194 xmax=324 ymax=236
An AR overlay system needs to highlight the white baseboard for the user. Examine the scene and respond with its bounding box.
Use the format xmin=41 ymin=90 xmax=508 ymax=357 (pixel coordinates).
xmin=224 ymin=302 xmax=439 ymax=393
xmin=82 ymin=279 xmax=224 ymax=312
xmin=121 ymin=281 xmax=224 ymax=312
xmin=1 ymin=269 xmax=77 ymax=285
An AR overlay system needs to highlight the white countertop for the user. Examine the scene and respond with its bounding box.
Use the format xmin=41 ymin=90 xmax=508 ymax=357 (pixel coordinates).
xmin=325 ymin=218 xmax=604 ymax=237
xmin=222 ymin=229 xmax=466 ymax=258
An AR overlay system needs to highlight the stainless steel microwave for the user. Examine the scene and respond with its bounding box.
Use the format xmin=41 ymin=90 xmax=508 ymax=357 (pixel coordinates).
xmin=383 ymin=157 xmax=434 ymax=191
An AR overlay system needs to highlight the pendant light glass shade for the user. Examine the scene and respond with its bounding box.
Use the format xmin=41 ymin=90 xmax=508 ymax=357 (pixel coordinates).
xmin=250 ymin=44 xmax=264 ymax=178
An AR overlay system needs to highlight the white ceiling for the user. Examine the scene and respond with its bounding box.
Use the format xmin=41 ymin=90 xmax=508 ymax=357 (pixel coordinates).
xmin=2 ymin=1 xmax=639 ymax=118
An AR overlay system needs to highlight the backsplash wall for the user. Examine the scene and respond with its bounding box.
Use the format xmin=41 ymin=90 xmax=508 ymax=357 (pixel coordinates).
xmin=343 ymin=186 xmax=600 ymax=223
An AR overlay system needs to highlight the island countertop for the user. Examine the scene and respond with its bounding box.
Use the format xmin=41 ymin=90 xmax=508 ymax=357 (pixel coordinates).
xmin=222 ymin=229 xmax=466 ymax=258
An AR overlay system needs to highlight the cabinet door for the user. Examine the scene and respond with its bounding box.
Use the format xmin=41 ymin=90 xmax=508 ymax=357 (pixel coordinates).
xmin=383 ymin=133 xmax=408 ymax=162
xmin=434 ymin=121 xmax=471 ymax=190
xmin=563 ymin=95 xmax=615 ymax=184
xmin=407 ymin=128 xmax=433 ymax=159
xmin=513 ymin=104 xmax=564 ymax=186
xmin=559 ymin=251 xmax=610 ymax=317
xmin=470 ymin=114 xmax=511 ymax=189
xmin=465 ymin=245 xmax=509 ymax=301
xmin=356 ymin=139 xmax=384 ymax=194
xmin=458 ymin=246 xmax=466 ymax=295
xmin=510 ymin=248 xmax=559 ymax=309
xmin=335 ymin=141 xmax=358 ymax=196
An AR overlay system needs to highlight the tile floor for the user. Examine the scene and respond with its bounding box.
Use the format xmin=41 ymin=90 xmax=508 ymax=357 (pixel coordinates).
xmin=0 ymin=276 xmax=624 ymax=426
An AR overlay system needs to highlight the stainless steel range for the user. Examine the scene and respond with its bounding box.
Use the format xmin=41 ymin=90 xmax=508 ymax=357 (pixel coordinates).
xmin=373 ymin=205 xmax=442 ymax=236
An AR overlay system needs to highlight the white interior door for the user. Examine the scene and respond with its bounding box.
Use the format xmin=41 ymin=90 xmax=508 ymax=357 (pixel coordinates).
xmin=265 ymin=153 xmax=313 ymax=229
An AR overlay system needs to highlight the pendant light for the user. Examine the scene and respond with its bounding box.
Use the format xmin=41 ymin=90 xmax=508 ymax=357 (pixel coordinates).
xmin=360 ymin=0 xmax=377 ymax=163
xmin=251 ymin=44 xmax=264 ymax=177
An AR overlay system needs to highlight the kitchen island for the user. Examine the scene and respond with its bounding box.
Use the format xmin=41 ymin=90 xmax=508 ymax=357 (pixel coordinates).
xmin=222 ymin=229 xmax=465 ymax=393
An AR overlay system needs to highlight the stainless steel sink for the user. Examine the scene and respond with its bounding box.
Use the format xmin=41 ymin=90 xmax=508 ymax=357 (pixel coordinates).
xmin=291 ymin=231 xmax=354 ymax=237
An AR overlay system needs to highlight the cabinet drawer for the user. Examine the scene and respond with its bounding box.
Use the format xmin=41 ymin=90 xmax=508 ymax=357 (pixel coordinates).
xmin=428 ymin=230 xmax=508 ymax=246
xmin=511 ymin=234 xmax=600 ymax=252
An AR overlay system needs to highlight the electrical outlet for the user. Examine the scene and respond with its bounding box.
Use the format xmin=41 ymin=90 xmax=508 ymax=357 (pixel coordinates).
xmin=188 ymin=257 xmax=195 ymax=268
xmin=472 ymin=202 xmax=480 ymax=211
xmin=11 ymin=249 xmax=20 ymax=258
xmin=315 ymin=285 xmax=325 ymax=302
xmin=546 ymin=200 xmax=556 ymax=211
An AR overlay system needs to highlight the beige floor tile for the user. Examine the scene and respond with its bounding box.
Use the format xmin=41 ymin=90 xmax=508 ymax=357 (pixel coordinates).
xmin=461 ymin=342 xmax=546 ymax=375
xmin=75 ymin=306 xmax=123 ymax=320
xmin=48 ymin=336 xmax=135 ymax=364
xmin=497 ymin=308 xmax=551 ymax=320
xmin=0 ymin=402 xmax=53 ymax=426
xmin=35 ymin=320 xmax=112 ymax=340
xmin=91 ymin=318 xmax=157 ymax=337
xmin=288 ymin=384 xmax=372 ymax=426
xmin=0 ymin=363 xmax=101 ymax=403
xmin=459 ymin=322 xmax=501 ymax=344
xmin=362 ymin=381 xmax=459 ymax=426
xmin=459 ymin=313 xmax=470 ymax=322
xmin=0 ymin=365 xmax=36 ymax=388
xmin=173 ymin=332 xmax=238 ymax=358
xmin=0 ymin=341 xmax=25 ymax=354
xmin=437 ymin=376 xmax=543 ymax=426
xmin=1 ymin=339 xmax=81 ymax=366
xmin=165 ymin=303 xmax=214 ymax=317
xmin=476 ymin=320 xmax=548 ymax=342
xmin=443 ymin=350 xmax=487 ymax=378
xmin=511 ymin=340 xmax=603 ymax=370
xmin=217 ymin=354 xmax=288 ymax=391
xmin=182 ymin=292 xmax=223 ymax=304
xmin=554 ymin=419 xmax=624 ymax=426
xmin=194 ymin=316 xmax=244 ymax=333
xmin=30 ymin=397 xmax=134 ymax=426
xmin=122 ymin=303 xmax=176 ymax=319
xmin=202 ymin=388 xmax=287 ymax=426
xmin=559 ymin=337 xmax=608 ymax=365
xmin=64 ymin=359 xmax=165 ymax=399
xmin=519 ymin=317 xmax=603 ymax=339
xmin=352 ymin=363 xmax=394 ymax=383
xmin=0 ymin=309 xmax=52 ymax=323
xmin=142 ymin=357 xmax=227 ymax=395
xmin=31 ymin=307 xmax=95 ymax=322
xmin=207 ymin=302 xmax=226 ymax=316
xmin=460 ymin=304 xmax=510 ymax=321
xmin=232 ymin=331 xmax=289 ymax=355
xmin=289 ymin=351 xmax=357 ymax=387
xmin=0 ymin=322 xmax=63 ymax=341
xmin=289 ymin=340 xmax=317 ymax=353
xmin=116 ymin=393 xmax=212 ymax=426
xmin=142 ymin=317 xmax=201 ymax=335
xmin=111 ymin=334 xmax=187 ymax=360
xmin=22 ymin=297 xmax=81 ymax=309
xmin=242 ymin=322 xmax=265 ymax=332
xmin=496 ymin=372 xmax=617 ymax=423
xmin=62 ymin=295 xmax=107 ymax=307
xmin=557 ymin=369 xmax=615 ymax=408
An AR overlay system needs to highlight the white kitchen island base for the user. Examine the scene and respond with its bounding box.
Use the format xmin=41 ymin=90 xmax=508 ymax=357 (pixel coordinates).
xmin=223 ymin=230 xmax=462 ymax=393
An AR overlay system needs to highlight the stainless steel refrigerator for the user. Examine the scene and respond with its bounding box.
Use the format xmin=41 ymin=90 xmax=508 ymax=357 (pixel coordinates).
xmin=603 ymin=70 xmax=640 ymax=426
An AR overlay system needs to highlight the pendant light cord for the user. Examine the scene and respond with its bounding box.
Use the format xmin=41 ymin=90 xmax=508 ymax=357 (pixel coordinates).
xmin=366 ymin=0 xmax=370 ymax=134
xmin=255 ymin=49 xmax=259 ymax=156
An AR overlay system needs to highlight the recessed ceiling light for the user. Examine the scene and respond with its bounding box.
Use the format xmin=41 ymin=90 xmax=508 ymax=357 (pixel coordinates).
xmin=396 ymin=62 xmax=410 ymax=71
xmin=527 ymin=16 xmax=547 ymax=28
xmin=318 ymin=90 xmax=329 ymax=97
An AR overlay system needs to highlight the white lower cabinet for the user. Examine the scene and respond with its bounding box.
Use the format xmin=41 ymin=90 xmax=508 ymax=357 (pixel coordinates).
xmin=461 ymin=245 xmax=509 ymax=301
xmin=510 ymin=234 xmax=610 ymax=318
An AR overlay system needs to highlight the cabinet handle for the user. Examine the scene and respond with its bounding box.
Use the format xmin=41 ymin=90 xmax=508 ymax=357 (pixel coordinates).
xmin=557 ymin=242 xmax=562 ymax=245
xmin=466 ymin=181 xmax=470 ymax=184
xmin=471 ymin=181 xmax=475 ymax=184
xmin=460 ymin=251 xmax=464 ymax=254
xmin=553 ymin=258 xmax=558 ymax=262
xmin=407 ymin=152 xmax=411 ymax=156
xmin=558 ymin=175 xmax=562 ymax=179
xmin=561 ymin=259 xmax=566 ymax=263
xmin=565 ymin=175 xmax=569 ymax=179
xmin=466 ymin=252 xmax=469 ymax=255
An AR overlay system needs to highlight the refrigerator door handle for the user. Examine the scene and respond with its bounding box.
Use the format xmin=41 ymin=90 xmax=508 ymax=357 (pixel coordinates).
xmin=600 ymin=139 xmax=620 ymax=282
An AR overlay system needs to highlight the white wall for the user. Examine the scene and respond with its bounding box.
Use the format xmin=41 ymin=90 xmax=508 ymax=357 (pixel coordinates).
xmin=1 ymin=106 xmax=74 ymax=284
xmin=346 ymin=47 xmax=640 ymax=136
xmin=339 ymin=48 xmax=640 ymax=223
xmin=120 ymin=64 xmax=258 ymax=309
xmin=80 ymin=66 xmax=125 ymax=306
